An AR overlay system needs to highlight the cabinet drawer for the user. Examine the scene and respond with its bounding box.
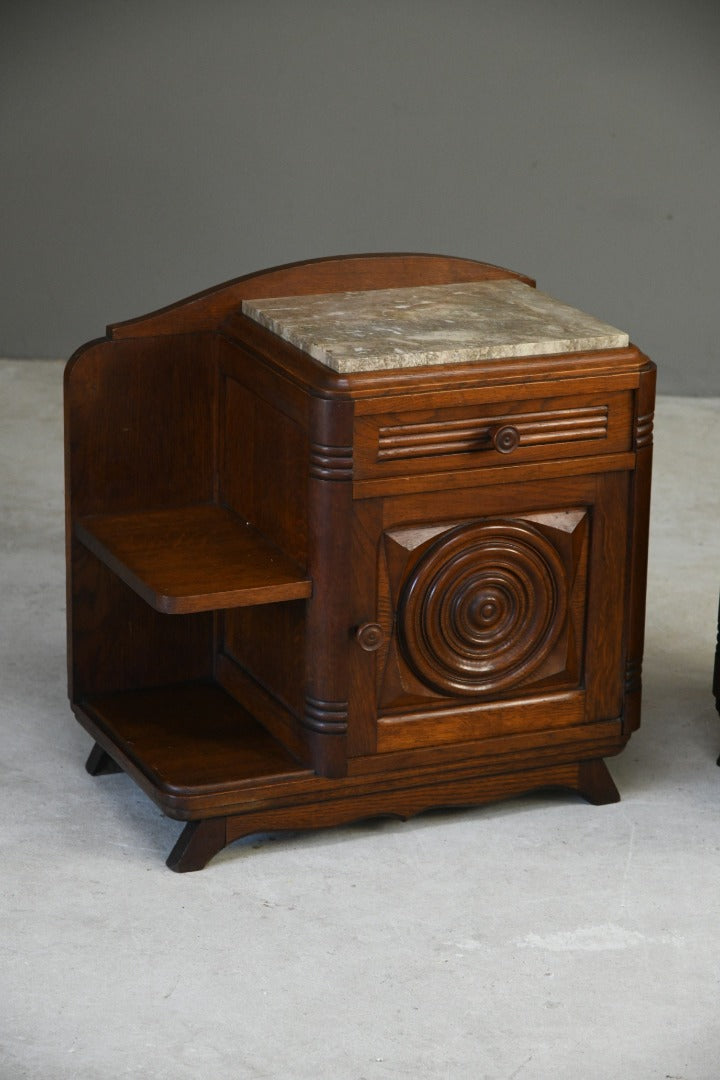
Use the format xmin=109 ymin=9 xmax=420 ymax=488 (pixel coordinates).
xmin=354 ymin=391 xmax=633 ymax=479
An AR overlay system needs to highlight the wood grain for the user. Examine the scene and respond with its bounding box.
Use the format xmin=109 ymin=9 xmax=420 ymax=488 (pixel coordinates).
xmin=75 ymin=505 xmax=312 ymax=613
xmin=65 ymin=252 xmax=654 ymax=869
xmin=163 ymin=756 xmax=620 ymax=871
xmin=108 ymin=253 xmax=535 ymax=340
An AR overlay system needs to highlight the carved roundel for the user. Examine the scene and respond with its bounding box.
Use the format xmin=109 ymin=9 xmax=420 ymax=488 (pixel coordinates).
xmin=397 ymin=520 xmax=568 ymax=696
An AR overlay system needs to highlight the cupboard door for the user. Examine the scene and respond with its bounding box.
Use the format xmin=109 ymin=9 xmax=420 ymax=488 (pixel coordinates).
xmin=349 ymin=472 xmax=630 ymax=756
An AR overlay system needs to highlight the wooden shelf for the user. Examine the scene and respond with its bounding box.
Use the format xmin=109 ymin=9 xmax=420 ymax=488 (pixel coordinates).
xmin=78 ymin=682 xmax=312 ymax=803
xmin=75 ymin=504 xmax=312 ymax=613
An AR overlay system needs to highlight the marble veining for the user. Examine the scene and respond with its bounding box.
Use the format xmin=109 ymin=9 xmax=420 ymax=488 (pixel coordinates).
xmin=241 ymin=279 xmax=629 ymax=374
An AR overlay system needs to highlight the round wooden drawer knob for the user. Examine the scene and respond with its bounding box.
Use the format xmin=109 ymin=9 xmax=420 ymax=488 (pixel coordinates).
xmin=492 ymin=424 xmax=520 ymax=454
xmin=356 ymin=623 xmax=384 ymax=652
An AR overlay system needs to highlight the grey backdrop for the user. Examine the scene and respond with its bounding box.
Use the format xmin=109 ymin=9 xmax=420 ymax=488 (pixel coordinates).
xmin=2 ymin=0 xmax=718 ymax=393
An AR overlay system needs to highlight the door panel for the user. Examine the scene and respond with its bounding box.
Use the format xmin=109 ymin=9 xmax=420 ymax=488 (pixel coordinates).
xmin=348 ymin=472 xmax=629 ymax=756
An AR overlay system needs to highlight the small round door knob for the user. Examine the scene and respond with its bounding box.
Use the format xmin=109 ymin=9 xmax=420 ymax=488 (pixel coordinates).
xmin=492 ymin=424 xmax=520 ymax=454
xmin=355 ymin=622 xmax=384 ymax=652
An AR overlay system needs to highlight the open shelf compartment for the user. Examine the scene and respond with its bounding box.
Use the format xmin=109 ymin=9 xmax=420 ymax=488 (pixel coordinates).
xmin=77 ymin=681 xmax=313 ymax=810
xmin=75 ymin=503 xmax=313 ymax=614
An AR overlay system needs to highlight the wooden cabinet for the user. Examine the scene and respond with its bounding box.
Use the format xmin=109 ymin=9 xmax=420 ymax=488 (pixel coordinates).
xmin=714 ymin=596 xmax=720 ymax=762
xmin=65 ymin=253 xmax=655 ymax=871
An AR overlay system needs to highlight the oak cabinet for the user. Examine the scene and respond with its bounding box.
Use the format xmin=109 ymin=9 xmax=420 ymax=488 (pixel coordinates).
xmin=65 ymin=254 xmax=654 ymax=870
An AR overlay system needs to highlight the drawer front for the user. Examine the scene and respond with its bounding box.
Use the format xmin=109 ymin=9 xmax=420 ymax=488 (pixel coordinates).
xmin=354 ymin=390 xmax=633 ymax=479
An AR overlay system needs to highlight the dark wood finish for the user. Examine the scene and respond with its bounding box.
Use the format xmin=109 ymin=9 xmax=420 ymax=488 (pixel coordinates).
xmin=73 ymin=681 xmax=626 ymax=818
xmin=75 ymin=683 xmax=311 ymax=810
xmin=65 ymin=253 xmax=654 ymax=870
xmin=577 ymin=758 xmax=621 ymax=804
xmin=167 ymin=818 xmax=228 ymax=873
xmin=65 ymin=333 xmax=218 ymax=703
xmin=302 ymin=394 xmax=355 ymax=776
xmin=108 ymin=253 xmax=535 ymax=340
xmin=164 ymin=755 xmax=619 ymax=872
xmin=714 ymin=595 xmax=720 ymax=765
xmin=69 ymin=545 xmax=214 ymax=700
xmin=75 ymin=505 xmax=312 ymax=613
xmin=624 ymin=362 xmax=656 ymax=734
xmin=85 ymin=742 xmax=122 ymax=776
xmin=353 ymin=389 xmax=633 ymax=479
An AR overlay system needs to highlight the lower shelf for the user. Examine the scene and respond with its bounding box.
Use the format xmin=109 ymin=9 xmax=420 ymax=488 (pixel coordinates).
xmin=76 ymin=681 xmax=313 ymax=811
xmin=76 ymin=679 xmax=626 ymax=872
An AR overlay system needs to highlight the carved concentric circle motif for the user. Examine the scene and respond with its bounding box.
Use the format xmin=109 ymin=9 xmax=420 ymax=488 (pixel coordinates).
xmin=398 ymin=520 xmax=568 ymax=696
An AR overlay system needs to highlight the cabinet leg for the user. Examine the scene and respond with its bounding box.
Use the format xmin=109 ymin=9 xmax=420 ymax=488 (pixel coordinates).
xmin=166 ymin=818 xmax=228 ymax=873
xmin=85 ymin=742 xmax=122 ymax=776
xmin=576 ymin=758 xmax=620 ymax=805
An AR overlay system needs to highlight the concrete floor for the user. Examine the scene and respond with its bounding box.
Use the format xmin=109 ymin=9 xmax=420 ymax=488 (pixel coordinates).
xmin=1 ymin=358 xmax=719 ymax=1080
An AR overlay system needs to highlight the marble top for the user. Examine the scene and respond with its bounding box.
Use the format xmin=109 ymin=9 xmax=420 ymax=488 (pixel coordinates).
xmin=241 ymin=279 xmax=629 ymax=374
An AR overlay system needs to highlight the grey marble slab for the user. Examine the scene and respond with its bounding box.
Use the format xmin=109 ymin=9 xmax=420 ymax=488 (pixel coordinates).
xmin=241 ymin=279 xmax=629 ymax=374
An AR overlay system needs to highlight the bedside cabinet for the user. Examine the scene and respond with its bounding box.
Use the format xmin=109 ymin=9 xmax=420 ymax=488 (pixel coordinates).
xmin=65 ymin=253 xmax=655 ymax=870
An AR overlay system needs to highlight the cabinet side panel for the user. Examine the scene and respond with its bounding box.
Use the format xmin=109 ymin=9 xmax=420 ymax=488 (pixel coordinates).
xmin=583 ymin=471 xmax=630 ymax=721
xmin=220 ymin=373 xmax=308 ymax=563
xmin=623 ymin=362 xmax=656 ymax=733
xmin=65 ymin=336 xmax=217 ymax=700
xmin=222 ymin=603 xmax=306 ymax=719
xmin=219 ymin=371 xmax=309 ymax=737
xmin=66 ymin=335 xmax=216 ymax=516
